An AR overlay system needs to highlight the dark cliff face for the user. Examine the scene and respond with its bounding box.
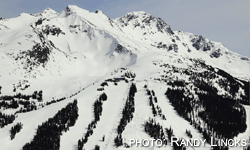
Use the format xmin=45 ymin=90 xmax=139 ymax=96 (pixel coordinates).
xmin=210 ymin=49 xmax=222 ymax=58
xmin=191 ymin=35 xmax=212 ymax=51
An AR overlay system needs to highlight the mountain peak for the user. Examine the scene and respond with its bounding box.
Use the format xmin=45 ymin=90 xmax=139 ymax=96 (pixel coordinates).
xmin=65 ymin=5 xmax=81 ymax=11
xmin=64 ymin=5 xmax=90 ymax=14
xmin=128 ymin=11 xmax=149 ymax=16
xmin=33 ymin=8 xmax=58 ymax=18
xmin=95 ymin=9 xmax=103 ymax=14
xmin=119 ymin=11 xmax=151 ymax=21
xmin=116 ymin=10 xmax=174 ymax=35
xmin=63 ymin=5 xmax=91 ymax=17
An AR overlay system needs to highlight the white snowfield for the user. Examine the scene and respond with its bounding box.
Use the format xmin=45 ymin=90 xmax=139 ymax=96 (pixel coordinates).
xmin=0 ymin=5 xmax=249 ymax=150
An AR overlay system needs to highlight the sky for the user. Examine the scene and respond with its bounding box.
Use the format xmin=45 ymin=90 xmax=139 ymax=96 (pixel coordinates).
xmin=0 ymin=0 xmax=249 ymax=57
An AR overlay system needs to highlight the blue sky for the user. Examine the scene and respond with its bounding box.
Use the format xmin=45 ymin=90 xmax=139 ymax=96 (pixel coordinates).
xmin=0 ymin=0 xmax=249 ymax=57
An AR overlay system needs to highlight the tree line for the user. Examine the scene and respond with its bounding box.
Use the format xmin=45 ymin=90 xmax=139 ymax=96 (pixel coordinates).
xmin=22 ymin=99 xmax=78 ymax=150
xmin=78 ymin=93 xmax=108 ymax=150
xmin=114 ymin=83 xmax=137 ymax=147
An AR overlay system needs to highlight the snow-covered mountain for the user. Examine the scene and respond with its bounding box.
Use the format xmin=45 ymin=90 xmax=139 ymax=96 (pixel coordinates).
xmin=0 ymin=5 xmax=249 ymax=150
